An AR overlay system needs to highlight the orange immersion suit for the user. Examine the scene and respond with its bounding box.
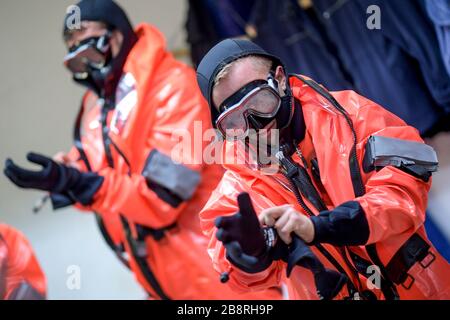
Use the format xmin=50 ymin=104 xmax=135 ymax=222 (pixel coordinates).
xmin=200 ymin=75 xmax=450 ymax=300
xmin=53 ymin=24 xmax=280 ymax=300
xmin=0 ymin=224 xmax=46 ymax=300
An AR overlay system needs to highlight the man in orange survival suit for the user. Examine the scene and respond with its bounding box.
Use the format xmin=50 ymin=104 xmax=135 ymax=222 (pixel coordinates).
xmin=0 ymin=224 xmax=46 ymax=300
xmin=3 ymin=1 xmax=280 ymax=300
xmin=196 ymin=39 xmax=450 ymax=300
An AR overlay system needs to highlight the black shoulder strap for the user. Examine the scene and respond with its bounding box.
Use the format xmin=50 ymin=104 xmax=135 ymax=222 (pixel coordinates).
xmin=73 ymin=97 xmax=130 ymax=269
xmin=74 ymin=100 xmax=92 ymax=172
xmin=291 ymin=74 xmax=366 ymax=197
xmin=120 ymin=216 xmax=171 ymax=300
xmin=94 ymin=97 xmax=172 ymax=299
xmin=100 ymin=99 xmax=115 ymax=168
xmin=291 ymin=75 xmax=401 ymax=299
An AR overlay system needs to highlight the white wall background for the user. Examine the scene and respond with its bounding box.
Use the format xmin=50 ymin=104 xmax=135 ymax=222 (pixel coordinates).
xmin=0 ymin=0 xmax=188 ymax=300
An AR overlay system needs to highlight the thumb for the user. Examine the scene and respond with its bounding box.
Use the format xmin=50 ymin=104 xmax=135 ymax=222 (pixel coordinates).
xmin=237 ymin=192 xmax=257 ymax=219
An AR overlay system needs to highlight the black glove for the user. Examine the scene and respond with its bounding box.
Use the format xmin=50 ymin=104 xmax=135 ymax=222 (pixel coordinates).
xmin=215 ymin=193 xmax=288 ymax=273
xmin=287 ymin=236 xmax=348 ymax=300
xmin=4 ymin=152 xmax=103 ymax=206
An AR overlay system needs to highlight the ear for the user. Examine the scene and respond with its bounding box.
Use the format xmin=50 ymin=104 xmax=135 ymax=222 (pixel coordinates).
xmin=274 ymin=66 xmax=287 ymax=94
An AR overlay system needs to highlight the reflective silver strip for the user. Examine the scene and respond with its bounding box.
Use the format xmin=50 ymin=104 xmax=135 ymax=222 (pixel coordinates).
xmin=142 ymin=150 xmax=201 ymax=201
xmin=367 ymin=135 xmax=438 ymax=172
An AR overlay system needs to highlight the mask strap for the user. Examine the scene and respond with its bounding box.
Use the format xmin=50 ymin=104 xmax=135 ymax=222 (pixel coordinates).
xmin=97 ymin=31 xmax=112 ymax=53
xmin=267 ymin=73 xmax=279 ymax=90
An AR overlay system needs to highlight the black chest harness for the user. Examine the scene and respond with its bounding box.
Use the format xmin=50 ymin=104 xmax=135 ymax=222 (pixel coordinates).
xmin=73 ymin=99 xmax=172 ymax=300
xmin=277 ymin=75 xmax=436 ymax=300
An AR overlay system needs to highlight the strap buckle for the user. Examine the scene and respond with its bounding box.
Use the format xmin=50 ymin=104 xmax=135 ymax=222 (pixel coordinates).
xmin=419 ymin=251 xmax=436 ymax=269
xmin=399 ymin=251 xmax=435 ymax=290
xmin=401 ymin=273 xmax=415 ymax=290
xmin=130 ymin=238 xmax=148 ymax=258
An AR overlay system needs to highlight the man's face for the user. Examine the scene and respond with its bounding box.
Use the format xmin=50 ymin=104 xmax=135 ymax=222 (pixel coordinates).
xmin=212 ymin=58 xmax=269 ymax=111
xmin=65 ymin=21 xmax=123 ymax=57
xmin=212 ymin=57 xmax=288 ymax=171
xmin=65 ymin=21 xmax=108 ymax=49
xmin=212 ymin=58 xmax=287 ymax=139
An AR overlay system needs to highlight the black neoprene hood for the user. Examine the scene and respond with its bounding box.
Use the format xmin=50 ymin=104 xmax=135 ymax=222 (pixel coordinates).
xmin=196 ymin=39 xmax=285 ymax=125
xmin=63 ymin=0 xmax=137 ymax=100
xmin=63 ymin=0 xmax=135 ymax=41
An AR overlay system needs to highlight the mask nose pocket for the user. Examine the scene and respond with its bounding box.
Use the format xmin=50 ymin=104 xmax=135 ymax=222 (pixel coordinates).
xmin=247 ymin=114 xmax=274 ymax=130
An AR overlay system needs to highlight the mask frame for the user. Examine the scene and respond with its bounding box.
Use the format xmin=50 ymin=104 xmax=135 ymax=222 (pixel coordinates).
xmin=64 ymin=32 xmax=112 ymax=80
xmin=216 ymin=75 xmax=282 ymax=140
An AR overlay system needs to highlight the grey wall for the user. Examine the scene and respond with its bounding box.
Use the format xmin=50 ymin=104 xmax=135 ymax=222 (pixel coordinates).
xmin=0 ymin=0 xmax=187 ymax=299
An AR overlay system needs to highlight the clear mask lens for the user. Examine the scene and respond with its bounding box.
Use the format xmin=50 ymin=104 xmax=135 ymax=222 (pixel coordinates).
xmin=216 ymin=85 xmax=281 ymax=139
xmin=63 ymin=35 xmax=110 ymax=77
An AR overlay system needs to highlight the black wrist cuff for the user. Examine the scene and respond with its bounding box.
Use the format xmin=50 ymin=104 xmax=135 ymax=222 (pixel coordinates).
xmin=50 ymin=193 xmax=75 ymax=210
xmin=68 ymin=172 xmax=104 ymax=206
xmin=310 ymin=201 xmax=370 ymax=246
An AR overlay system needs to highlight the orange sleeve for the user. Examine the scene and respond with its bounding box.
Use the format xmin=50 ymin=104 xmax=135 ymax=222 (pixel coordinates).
xmin=200 ymin=171 xmax=285 ymax=293
xmin=58 ymin=146 xmax=86 ymax=170
xmin=0 ymin=224 xmax=46 ymax=299
xmin=347 ymin=94 xmax=431 ymax=245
